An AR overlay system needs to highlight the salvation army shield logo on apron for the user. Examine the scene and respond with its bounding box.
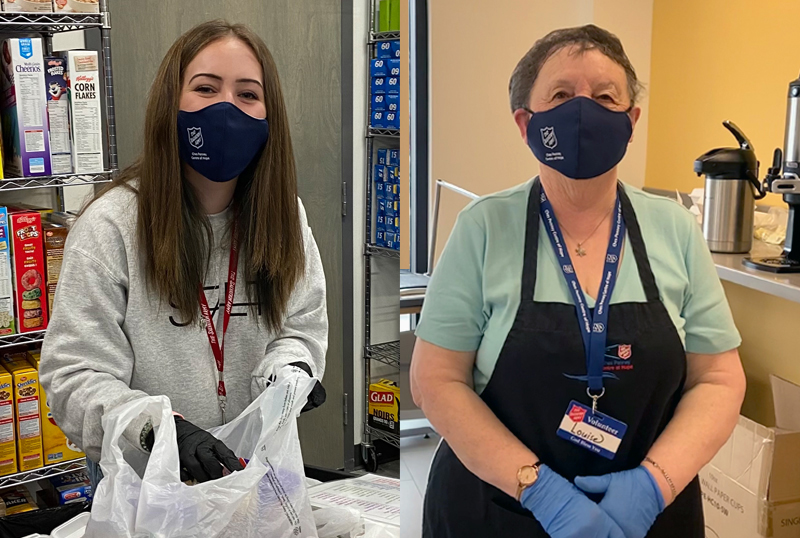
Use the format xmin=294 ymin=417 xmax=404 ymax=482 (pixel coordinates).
xmin=187 ymin=127 xmax=204 ymax=149
xmin=540 ymin=126 xmax=558 ymax=149
xmin=617 ymin=344 xmax=632 ymax=360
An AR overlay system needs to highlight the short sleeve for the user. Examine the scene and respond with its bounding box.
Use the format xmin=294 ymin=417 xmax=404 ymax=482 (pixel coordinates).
xmin=415 ymin=209 xmax=486 ymax=352
xmin=681 ymin=219 xmax=742 ymax=354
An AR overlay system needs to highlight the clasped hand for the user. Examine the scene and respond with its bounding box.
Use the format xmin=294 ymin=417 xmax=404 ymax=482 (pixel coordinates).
xmin=521 ymin=465 xmax=664 ymax=538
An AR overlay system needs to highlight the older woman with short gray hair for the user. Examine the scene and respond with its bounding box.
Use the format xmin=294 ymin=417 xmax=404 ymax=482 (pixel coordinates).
xmin=411 ymin=24 xmax=745 ymax=538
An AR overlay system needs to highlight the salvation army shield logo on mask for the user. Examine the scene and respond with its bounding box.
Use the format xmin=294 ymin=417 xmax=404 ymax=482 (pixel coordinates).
xmin=540 ymin=126 xmax=557 ymax=149
xmin=187 ymin=127 xmax=204 ymax=149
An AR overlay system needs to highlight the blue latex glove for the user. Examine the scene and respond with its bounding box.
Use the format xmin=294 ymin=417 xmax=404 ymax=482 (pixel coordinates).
xmin=521 ymin=464 xmax=626 ymax=538
xmin=574 ymin=466 xmax=665 ymax=538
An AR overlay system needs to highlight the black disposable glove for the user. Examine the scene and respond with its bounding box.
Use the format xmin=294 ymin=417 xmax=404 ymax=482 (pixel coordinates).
xmin=146 ymin=416 xmax=245 ymax=483
xmin=288 ymin=361 xmax=326 ymax=413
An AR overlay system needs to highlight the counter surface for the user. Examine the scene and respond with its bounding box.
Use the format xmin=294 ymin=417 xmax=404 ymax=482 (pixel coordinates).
xmin=712 ymin=241 xmax=800 ymax=303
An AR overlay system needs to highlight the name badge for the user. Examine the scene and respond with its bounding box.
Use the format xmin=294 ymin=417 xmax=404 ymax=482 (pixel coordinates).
xmin=556 ymin=400 xmax=627 ymax=460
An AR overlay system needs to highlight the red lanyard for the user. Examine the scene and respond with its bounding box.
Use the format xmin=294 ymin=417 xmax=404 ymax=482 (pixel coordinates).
xmin=198 ymin=221 xmax=239 ymax=402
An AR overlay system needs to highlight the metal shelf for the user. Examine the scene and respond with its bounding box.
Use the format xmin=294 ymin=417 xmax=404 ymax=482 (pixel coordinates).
xmin=0 ymin=172 xmax=112 ymax=192
xmin=365 ymin=425 xmax=400 ymax=448
xmin=0 ymin=458 xmax=86 ymax=489
xmin=368 ymin=128 xmax=400 ymax=139
xmin=0 ymin=330 xmax=46 ymax=350
xmin=0 ymin=12 xmax=104 ymax=32
xmin=365 ymin=341 xmax=399 ymax=369
xmin=370 ymin=31 xmax=400 ymax=42
xmin=366 ymin=243 xmax=400 ymax=259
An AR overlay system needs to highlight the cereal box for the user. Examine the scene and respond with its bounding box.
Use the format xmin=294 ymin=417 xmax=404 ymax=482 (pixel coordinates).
xmin=66 ymin=50 xmax=104 ymax=173
xmin=0 ymin=209 xmax=14 ymax=336
xmin=53 ymin=0 xmax=98 ymax=13
xmin=368 ymin=378 xmax=399 ymax=433
xmin=2 ymin=0 xmax=53 ymax=12
xmin=43 ymin=224 xmax=66 ymax=317
xmin=9 ymin=211 xmax=47 ymax=333
xmin=0 ymin=365 xmax=16 ymax=477
xmin=4 ymin=358 xmax=42 ymax=471
xmin=29 ymin=350 xmax=84 ymax=464
xmin=0 ymin=487 xmax=37 ymax=516
xmin=44 ymin=56 xmax=71 ymax=175
xmin=1 ymin=38 xmax=52 ymax=177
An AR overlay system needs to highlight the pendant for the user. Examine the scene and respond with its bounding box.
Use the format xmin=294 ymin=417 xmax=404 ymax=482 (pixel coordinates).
xmin=575 ymin=245 xmax=587 ymax=257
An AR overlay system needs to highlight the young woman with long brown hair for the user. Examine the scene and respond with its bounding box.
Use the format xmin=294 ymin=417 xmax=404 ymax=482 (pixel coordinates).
xmin=39 ymin=20 xmax=328 ymax=489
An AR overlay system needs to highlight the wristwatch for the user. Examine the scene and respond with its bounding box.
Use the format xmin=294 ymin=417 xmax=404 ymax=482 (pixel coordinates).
xmin=515 ymin=461 xmax=542 ymax=502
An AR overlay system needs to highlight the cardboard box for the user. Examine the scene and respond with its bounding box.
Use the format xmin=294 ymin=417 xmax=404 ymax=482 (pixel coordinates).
xmin=376 ymin=148 xmax=387 ymax=166
xmin=377 ymin=41 xmax=393 ymax=59
xmin=371 ymin=110 xmax=387 ymax=129
xmin=388 ymin=0 xmax=400 ymax=31
xmin=1 ymin=38 xmax=52 ymax=177
xmin=387 ymin=166 xmax=400 ymax=184
xmin=374 ymin=164 xmax=387 ymax=183
xmin=385 ymin=111 xmax=399 ymax=130
xmin=4 ymin=358 xmax=42 ymax=471
xmin=700 ymin=375 xmax=800 ymax=538
xmin=379 ymin=199 xmax=399 ymax=218
xmin=0 ymin=209 xmax=14 ymax=336
xmin=388 ymin=149 xmax=400 ymax=167
xmin=2 ymin=0 xmax=53 ymax=12
xmin=368 ymin=379 xmax=399 ymax=433
xmin=378 ymin=0 xmax=390 ymax=32
xmin=385 ymin=216 xmax=400 ymax=234
xmin=9 ymin=211 xmax=48 ymax=333
xmin=43 ymin=223 xmax=66 ymax=285
xmin=386 ymin=76 xmax=400 ymax=95
xmin=372 ymin=93 xmax=387 ymax=112
xmin=42 ymin=471 xmax=91 ymax=505
xmin=390 ymin=40 xmax=400 ymax=59
xmin=66 ymin=50 xmax=104 ymax=173
xmin=370 ymin=76 xmax=386 ymax=96
xmin=29 ymin=350 xmax=84 ymax=464
xmin=370 ymin=58 xmax=388 ymax=78
xmin=386 ymin=94 xmax=399 ymax=113
xmin=53 ymin=0 xmax=99 ymax=13
xmin=388 ymin=59 xmax=400 ymax=77
xmin=44 ymin=56 xmax=72 ymax=175
xmin=0 ymin=487 xmax=37 ymax=516
xmin=0 ymin=365 xmax=16 ymax=477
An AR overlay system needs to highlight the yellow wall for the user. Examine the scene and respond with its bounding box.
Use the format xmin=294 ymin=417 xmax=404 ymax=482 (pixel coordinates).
xmin=647 ymin=0 xmax=800 ymax=425
xmin=426 ymin=1 xmax=654 ymax=263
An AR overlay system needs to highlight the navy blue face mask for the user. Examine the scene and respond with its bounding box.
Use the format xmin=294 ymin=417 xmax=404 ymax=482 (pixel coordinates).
xmin=525 ymin=96 xmax=633 ymax=180
xmin=177 ymin=101 xmax=269 ymax=183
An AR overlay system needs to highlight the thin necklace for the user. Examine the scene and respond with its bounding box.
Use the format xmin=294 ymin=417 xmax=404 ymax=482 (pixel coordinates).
xmin=561 ymin=206 xmax=614 ymax=257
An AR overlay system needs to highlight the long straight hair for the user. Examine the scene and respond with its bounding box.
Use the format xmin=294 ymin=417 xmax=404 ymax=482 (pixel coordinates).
xmin=90 ymin=20 xmax=305 ymax=332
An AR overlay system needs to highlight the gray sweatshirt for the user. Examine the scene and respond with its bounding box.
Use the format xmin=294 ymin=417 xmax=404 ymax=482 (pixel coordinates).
xmin=39 ymin=185 xmax=328 ymax=463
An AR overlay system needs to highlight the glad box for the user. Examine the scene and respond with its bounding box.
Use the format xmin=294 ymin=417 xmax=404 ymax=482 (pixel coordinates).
xmin=1 ymin=38 xmax=52 ymax=177
xmin=66 ymin=50 xmax=104 ymax=173
xmin=368 ymin=379 xmax=399 ymax=433
xmin=700 ymin=375 xmax=800 ymax=538
xmin=9 ymin=211 xmax=47 ymax=333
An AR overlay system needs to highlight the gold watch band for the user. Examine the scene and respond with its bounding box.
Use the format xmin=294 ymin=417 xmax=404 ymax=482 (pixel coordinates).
xmin=515 ymin=461 xmax=542 ymax=502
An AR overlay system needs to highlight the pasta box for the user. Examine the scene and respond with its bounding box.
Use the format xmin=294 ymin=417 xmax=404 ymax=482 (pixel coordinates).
xmin=368 ymin=379 xmax=399 ymax=433
xmin=42 ymin=471 xmax=92 ymax=505
xmin=8 ymin=211 xmax=47 ymax=333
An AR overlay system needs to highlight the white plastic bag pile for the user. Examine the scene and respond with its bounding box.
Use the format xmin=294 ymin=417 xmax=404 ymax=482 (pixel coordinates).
xmin=84 ymin=365 xmax=319 ymax=538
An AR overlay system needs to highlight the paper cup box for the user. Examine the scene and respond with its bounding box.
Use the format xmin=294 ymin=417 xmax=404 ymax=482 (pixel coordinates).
xmin=9 ymin=211 xmax=48 ymax=333
xmin=53 ymin=0 xmax=99 ymax=12
xmin=2 ymin=0 xmax=54 ymax=12
xmin=0 ymin=38 xmax=52 ymax=177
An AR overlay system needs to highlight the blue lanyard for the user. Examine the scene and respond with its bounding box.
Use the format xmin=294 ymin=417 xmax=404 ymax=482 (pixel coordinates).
xmin=539 ymin=187 xmax=626 ymax=410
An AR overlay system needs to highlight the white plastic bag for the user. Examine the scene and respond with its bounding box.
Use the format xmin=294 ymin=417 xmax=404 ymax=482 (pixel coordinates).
xmin=314 ymin=507 xmax=363 ymax=538
xmin=85 ymin=365 xmax=319 ymax=538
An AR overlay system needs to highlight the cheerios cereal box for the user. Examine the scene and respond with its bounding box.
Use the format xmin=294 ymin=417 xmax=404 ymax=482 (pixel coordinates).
xmin=4 ymin=358 xmax=41 ymax=471
xmin=0 ymin=208 xmax=14 ymax=336
xmin=0 ymin=364 xmax=16 ymax=476
xmin=28 ymin=350 xmax=83 ymax=464
xmin=8 ymin=210 xmax=47 ymax=333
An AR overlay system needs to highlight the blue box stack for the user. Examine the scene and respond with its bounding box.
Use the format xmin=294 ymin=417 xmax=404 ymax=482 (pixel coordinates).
xmin=370 ymin=40 xmax=400 ymax=131
xmin=374 ymin=148 xmax=400 ymax=250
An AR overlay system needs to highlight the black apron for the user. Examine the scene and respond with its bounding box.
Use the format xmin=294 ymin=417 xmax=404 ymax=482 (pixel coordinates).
xmin=422 ymin=179 xmax=703 ymax=537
